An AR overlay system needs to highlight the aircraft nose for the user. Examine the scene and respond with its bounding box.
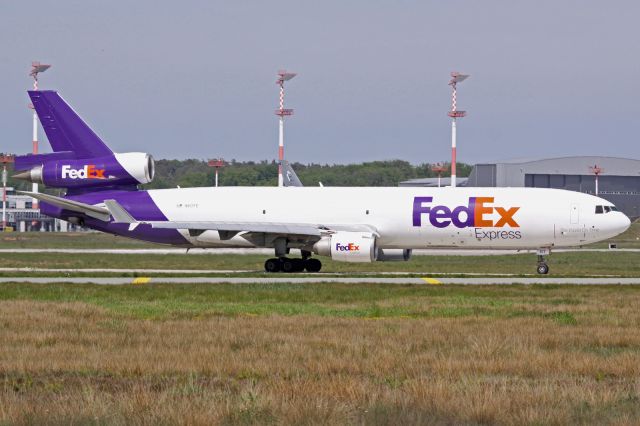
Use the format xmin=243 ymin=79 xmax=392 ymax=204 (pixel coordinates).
xmin=620 ymin=213 xmax=632 ymax=233
xmin=612 ymin=213 xmax=632 ymax=236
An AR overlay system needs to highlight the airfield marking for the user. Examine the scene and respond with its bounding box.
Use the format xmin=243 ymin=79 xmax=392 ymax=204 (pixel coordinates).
xmin=132 ymin=277 xmax=151 ymax=285
xmin=421 ymin=277 xmax=442 ymax=285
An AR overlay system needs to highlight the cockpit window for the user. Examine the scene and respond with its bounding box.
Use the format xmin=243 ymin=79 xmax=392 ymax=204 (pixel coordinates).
xmin=604 ymin=206 xmax=611 ymax=213
xmin=611 ymin=206 xmax=619 ymax=212
xmin=595 ymin=205 xmax=603 ymax=214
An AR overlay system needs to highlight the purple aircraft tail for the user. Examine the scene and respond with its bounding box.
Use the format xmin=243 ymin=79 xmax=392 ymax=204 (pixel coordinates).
xmin=15 ymin=90 xmax=113 ymax=170
xmin=13 ymin=90 xmax=155 ymax=193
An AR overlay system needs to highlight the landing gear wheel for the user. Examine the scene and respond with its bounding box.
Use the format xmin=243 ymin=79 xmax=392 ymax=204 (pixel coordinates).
xmin=291 ymin=258 xmax=305 ymax=272
xmin=264 ymin=258 xmax=281 ymax=273
xmin=281 ymin=258 xmax=296 ymax=273
xmin=304 ymin=258 xmax=322 ymax=273
xmin=537 ymin=263 xmax=549 ymax=275
xmin=282 ymin=258 xmax=305 ymax=272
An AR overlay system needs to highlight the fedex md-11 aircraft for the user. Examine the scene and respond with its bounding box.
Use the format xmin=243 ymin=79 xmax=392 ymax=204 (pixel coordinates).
xmin=13 ymin=90 xmax=631 ymax=274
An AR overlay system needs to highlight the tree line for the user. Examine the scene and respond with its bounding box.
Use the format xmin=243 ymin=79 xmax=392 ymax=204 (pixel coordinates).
xmin=146 ymin=159 xmax=472 ymax=189
xmin=0 ymin=155 xmax=472 ymax=191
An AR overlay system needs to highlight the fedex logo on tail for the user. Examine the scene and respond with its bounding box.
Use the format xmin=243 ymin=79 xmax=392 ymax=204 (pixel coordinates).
xmin=61 ymin=165 xmax=106 ymax=179
xmin=412 ymin=197 xmax=520 ymax=228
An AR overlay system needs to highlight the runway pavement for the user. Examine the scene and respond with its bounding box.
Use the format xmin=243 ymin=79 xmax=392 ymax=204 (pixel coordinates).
xmin=2 ymin=276 xmax=640 ymax=285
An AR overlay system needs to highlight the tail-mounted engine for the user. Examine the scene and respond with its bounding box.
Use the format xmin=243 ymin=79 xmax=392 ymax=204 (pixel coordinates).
xmin=14 ymin=152 xmax=154 ymax=189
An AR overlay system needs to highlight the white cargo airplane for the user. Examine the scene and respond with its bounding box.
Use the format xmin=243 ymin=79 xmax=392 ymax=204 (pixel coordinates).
xmin=14 ymin=90 xmax=631 ymax=274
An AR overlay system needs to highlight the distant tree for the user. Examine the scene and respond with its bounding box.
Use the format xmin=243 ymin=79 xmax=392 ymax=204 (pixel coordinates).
xmin=143 ymin=159 xmax=473 ymax=189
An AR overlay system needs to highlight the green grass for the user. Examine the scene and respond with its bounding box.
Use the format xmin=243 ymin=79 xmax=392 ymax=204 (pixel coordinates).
xmin=0 ymin=282 xmax=634 ymax=321
xmin=0 ymin=231 xmax=157 ymax=249
xmin=1 ymin=251 xmax=640 ymax=276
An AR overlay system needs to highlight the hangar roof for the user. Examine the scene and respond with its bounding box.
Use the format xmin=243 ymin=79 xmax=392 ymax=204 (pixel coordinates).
xmin=479 ymin=156 xmax=640 ymax=176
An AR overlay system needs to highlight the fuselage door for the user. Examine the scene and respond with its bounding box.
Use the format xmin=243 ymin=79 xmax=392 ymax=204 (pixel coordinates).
xmin=570 ymin=204 xmax=579 ymax=224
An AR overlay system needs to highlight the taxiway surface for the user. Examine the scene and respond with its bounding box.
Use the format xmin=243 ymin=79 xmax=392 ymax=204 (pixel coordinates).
xmin=2 ymin=276 xmax=640 ymax=285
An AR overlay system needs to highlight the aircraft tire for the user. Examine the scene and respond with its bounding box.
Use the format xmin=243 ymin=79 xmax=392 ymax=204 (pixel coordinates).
xmin=265 ymin=258 xmax=281 ymax=273
xmin=304 ymin=258 xmax=322 ymax=273
xmin=537 ymin=263 xmax=549 ymax=275
xmin=291 ymin=258 xmax=305 ymax=272
xmin=281 ymin=258 xmax=296 ymax=273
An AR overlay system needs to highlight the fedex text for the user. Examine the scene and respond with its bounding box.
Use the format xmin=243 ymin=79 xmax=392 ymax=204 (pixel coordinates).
xmin=61 ymin=165 xmax=106 ymax=179
xmin=412 ymin=197 xmax=520 ymax=229
xmin=335 ymin=242 xmax=360 ymax=252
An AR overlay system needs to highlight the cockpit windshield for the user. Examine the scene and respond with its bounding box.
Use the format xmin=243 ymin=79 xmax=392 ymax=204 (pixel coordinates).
xmin=595 ymin=205 xmax=619 ymax=214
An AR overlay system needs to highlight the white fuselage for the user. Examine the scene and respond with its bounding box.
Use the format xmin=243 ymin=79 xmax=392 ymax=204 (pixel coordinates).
xmin=146 ymin=186 xmax=630 ymax=250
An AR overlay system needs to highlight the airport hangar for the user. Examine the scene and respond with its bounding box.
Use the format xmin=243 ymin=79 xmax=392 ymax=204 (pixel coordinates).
xmin=400 ymin=156 xmax=640 ymax=220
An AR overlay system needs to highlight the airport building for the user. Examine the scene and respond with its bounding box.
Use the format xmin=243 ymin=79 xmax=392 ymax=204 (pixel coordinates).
xmin=2 ymin=187 xmax=67 ymax=232
xmin=401 ymin=156 xmax=640 ymax=219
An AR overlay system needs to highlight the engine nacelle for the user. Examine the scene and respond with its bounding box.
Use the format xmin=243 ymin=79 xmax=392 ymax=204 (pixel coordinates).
xmin=312 ymin=231 xmax=377 ymax=263
xmin=376 ymin=249 xmax=413 ymax=262
xmin=14 ymin=152 xmax=154 ymax=189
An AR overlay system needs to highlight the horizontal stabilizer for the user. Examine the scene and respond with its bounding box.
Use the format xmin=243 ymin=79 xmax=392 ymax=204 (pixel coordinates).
xmin=18 ymin=191 xmax=111 ymax=221
xmin=14 ymin=151 xmax=75 ymax=171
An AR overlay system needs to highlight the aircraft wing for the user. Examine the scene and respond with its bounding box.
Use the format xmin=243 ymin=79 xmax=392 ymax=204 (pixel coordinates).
xmin=103 ymin=200 xmax=378 ymax=244
xmin=150 ymin=221 xmax=323 ymax=236
xmin=145 ymin=220 xmax=378 ymax=244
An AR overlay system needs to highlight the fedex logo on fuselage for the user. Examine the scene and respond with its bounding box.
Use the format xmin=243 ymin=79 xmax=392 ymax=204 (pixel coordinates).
xmin=412 ymin=197 xmax=520 ymax=228
xmin=61 ymin=165 xmax=106 ymax=179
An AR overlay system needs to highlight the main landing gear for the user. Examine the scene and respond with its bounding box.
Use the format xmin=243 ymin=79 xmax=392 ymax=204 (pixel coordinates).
xmin=264 ymin=245 xmax=322 ymax=273
xmin=264 ymin=257 xmax=322 ymax=273
xmin=536 ymin=248 xmax=550 ymax=275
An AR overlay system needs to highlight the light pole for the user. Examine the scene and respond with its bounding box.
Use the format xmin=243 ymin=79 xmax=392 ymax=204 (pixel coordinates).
xmin=1 ymin=155 xmax=14 ymax=231
xmin=431 ymin=163 xmax=448 ymax=188
xmin=589 ymin=165 xmax=603 ymax=195
xmin=447 ymin=72 xmax=469 ymax=188
xmin=275 ymin=70 xmax=296 ymax=187
xmin=208 ymin=159 xmax=225 ymax=187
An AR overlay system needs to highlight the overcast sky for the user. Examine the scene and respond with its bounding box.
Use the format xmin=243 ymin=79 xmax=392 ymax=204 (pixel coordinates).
xmin=1 ymin=1 xmax=639 ymax=164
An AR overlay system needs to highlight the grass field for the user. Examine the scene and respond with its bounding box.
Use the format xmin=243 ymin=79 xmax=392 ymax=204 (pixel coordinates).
xmin=2 ymin=230 xmax=640 ymax=424
xmin=2 ymin=251 xmax=640 ymax=278
xmin=1 ymin=283 xmax=640 ymax=425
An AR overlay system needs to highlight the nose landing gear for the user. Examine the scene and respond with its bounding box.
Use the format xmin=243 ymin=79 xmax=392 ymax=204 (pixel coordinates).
xmin=536 ymin=248 xmax=550 ymax=275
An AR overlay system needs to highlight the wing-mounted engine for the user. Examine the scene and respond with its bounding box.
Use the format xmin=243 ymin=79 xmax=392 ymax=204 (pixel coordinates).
xmin=312 ymin=231 xmax=377 ymax=263
xmin=13 ymin=152 xmax=154 ymax=189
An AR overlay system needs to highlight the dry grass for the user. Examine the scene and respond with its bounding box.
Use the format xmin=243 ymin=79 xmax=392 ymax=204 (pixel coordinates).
xmin=1 ymin=285 xmax=640 ymax=425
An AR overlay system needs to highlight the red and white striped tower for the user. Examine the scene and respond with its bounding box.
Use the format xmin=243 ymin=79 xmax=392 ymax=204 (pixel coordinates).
xmin=28 ymin=62 xmax=51 ymax=211
xmin=275 ymin=70 xmax=296 ymax=187
xmin=589 ymin=164 xmax=603 ymax=195
xmin=447 ymin=72 xmax=469 ymax=188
